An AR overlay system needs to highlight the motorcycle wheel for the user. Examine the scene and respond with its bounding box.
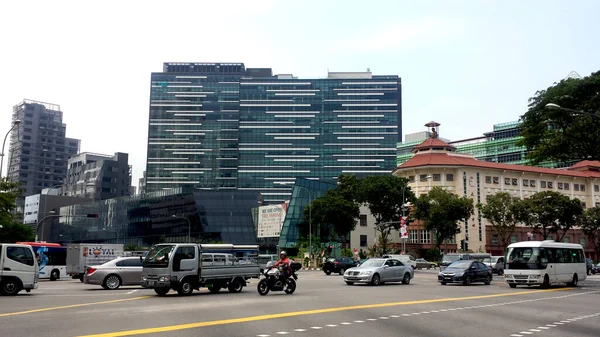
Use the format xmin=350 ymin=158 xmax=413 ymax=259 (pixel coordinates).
xmin=284 ymin=278 xmax=296 ymax=294
xmin=257 ymin=279 xmax=270 ymax=296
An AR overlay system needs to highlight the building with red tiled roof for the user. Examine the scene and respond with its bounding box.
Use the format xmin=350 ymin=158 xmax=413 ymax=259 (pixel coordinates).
xmin=392 ymin=122 xmax=599 ymax=260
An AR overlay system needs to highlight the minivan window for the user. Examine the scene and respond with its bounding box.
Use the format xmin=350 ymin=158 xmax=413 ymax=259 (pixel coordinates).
xmin=7 ymin=246 xmax=35 ymax=266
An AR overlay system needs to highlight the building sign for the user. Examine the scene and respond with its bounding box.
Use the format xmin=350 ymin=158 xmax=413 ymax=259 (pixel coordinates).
xmin=257 ymin=203 xmax=288 ymax=238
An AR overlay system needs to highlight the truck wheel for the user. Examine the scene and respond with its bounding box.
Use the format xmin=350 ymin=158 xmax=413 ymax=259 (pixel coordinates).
xmin=50 ymin=269 xmax=60 ymax=281
xmin=257 ymin=279 xmax=270 ymax=296
xmin=228 ymin=278 xmax=244 ymax=293
xmin=154 ymin=287 xmax=169 ymax=296
xmin=177 ymin=279 xmax=194 ymax=296
xmin=0 ymin=278 xmax=21 ymax=296
xmin=207 ymin=286 xmax=220 ymax=294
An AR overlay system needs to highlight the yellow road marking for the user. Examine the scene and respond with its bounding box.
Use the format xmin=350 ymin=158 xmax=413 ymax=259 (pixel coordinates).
xmin=0 ymin=296 xmax=151 ymax=318
xmin=77 ymin=288 xmax=572 ymax=337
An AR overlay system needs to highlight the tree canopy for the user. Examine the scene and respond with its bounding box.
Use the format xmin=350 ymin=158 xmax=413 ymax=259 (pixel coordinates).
xmin=0 ymin=179 xmax=34 ymax=243
xmin=414 ymin=186 xmax=474 ymax=252
xmin=518 ymin=71 xmax=600 ymax=164
xmin=515 ymin=191 xmax=583 ymax=241
xmin=478 ymin=192 xmax=522 ymax=251
xmin=581 ymin=207 xmax=600 ymax=261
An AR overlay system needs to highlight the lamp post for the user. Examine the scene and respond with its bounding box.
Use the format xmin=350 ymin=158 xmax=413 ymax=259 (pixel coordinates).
xmin=294 ymin=185 xmax=313 ymax=263
xmin=0 ymin=119 xmax=21 ymax=178
xmin=545 ymin=103 xmax=599 ymax=118
xmin=172 ymin=215 xmax=191 ymax=243
xmin=36 ymin=211 xmax=59 ymax=242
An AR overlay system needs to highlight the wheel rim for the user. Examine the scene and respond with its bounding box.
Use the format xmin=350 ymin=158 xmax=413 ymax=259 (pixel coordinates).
xmin=234 ymin=282 xmax=242 ymax=291
xmin=404 ymin=274 xmax=410 ymax=283
xmin=466 ymin=277 xmax=471 ymax=284
xmin=259 ymin=281 xmax=268 ymax=293
xmin=4 ymin=282 xmax=16 ymax=293
xmin=286 ymin=280 xmax=296 ymax=292
xmin=487 ymin=276 xmax=492 ymax=283
xmin=182 ymin=283 xmax=191 ymax=293
xmin=373 ymin=275 xmax=380 ymax=285
xmin=106 ymin=276 xmax=120 ymax=289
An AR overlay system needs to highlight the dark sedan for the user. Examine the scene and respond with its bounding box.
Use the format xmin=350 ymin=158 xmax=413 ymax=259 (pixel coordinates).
xmin=323 ymin=257 xmax=359 ymax=275
xmin=438 ymin=260 xmax=492 ymax=285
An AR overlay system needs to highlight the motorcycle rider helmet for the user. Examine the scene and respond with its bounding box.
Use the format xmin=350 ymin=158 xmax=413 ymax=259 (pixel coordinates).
xmin=280 ymin=251 xmax=287 ymax=257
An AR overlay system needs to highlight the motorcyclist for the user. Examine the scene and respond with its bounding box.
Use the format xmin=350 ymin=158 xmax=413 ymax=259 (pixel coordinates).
xmin=274 ymin=251 xmax=291 ymax=279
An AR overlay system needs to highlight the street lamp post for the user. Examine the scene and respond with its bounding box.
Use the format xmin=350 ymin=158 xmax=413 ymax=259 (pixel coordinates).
xmin=545 ymin=103 xmax=599 ymax=118
xmin=36 ymin=211 xmax=58 ymax=242
xmin=0 ymin=119 xmax=21 ymax=178
xmin=172 ymin=215 xmax=191 ymax=243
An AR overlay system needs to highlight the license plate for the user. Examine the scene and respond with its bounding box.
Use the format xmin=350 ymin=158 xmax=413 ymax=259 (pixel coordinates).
xmin=148 ymin=281 xmax=155 ymax=286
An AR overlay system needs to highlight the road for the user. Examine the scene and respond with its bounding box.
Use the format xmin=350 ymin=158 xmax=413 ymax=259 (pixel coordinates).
xmin=1 ymin=270 xmax=599 ymax=337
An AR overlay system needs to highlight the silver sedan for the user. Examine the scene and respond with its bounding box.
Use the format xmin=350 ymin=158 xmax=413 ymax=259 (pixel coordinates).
xmin=343 ymin=258 xmax=414 ymax=286
xmin=83 ymin=257 xmax=143 ymax=290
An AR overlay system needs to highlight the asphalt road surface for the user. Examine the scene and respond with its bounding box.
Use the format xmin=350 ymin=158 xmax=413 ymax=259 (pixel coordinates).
xmin=1 ymin=270 xmax=599 ymax=337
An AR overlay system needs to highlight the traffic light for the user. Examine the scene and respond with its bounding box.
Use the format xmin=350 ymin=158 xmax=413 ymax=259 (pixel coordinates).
xmin=87 ymin=213 xmax=99 ymax=218
xmin=464 ymin=240 xmax=469 ymax=252
xmin=460 ymin=239 xmax=465 ymax=251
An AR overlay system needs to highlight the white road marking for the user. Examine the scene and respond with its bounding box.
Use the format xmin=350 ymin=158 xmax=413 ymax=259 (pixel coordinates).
xmin=529 ymin=329 xmax=541 ymax=332
xmin=553 ymin=322 xmax=564 ymax=325
xmin=519 ymin=332 xmax=533 ymax=335
xmin=354 ymin=320 xmax=365 ymax=323
xmin=402 ymin=314 xmax=411 ymax=317
xmin=389 ymin=315 xmax=400 ymax=318
xmin=378 ymin=316 xmax=389 ymax=319
xmin=276 ymin=332 xmax=289 ymax=335
xmin=366 ymin=318 xmax=378 ymax=321
xmin=420 ymin=311 xmax=430 ymax=314
xmin=537 ymin=327 xmax=550 ymax=330
xmin=257 ymin=335 xmax=270 ymax=337
xmin=510 ymin=335 xmax=523 ymax=337
xmin=546 ymin=325 xmax=557 ymax=327
xmin=340 ymin=322 xmax=352 ymax=325
xmin=325 ymin=325 xmax=337 ymax=327
xmin=310 ymin=327 xmax=322 ymax=330
xmin=293 ymin=329 xmax=306 ymax=332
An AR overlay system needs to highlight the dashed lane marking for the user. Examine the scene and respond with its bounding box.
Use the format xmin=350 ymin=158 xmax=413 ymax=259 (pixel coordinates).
xmin=76 ymin=288 xmax=580 ymax=337
xmin=0 ymin=296 xmax=151 ymax=318
xmin=508 ymin=311 xmax=600 ymax=336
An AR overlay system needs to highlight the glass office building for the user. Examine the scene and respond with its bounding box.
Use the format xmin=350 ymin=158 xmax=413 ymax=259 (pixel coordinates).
xmin=52 ymin=188 xmax=260 ymax=246
xmin=146 ymin=64 xmax=402 ymax=204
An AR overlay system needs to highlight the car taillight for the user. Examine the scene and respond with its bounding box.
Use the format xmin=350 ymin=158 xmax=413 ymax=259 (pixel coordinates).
xmin=334 ymin=261 xmax=338 ymax=265
xmin=86 ymin=268 xmax=96 ymax=275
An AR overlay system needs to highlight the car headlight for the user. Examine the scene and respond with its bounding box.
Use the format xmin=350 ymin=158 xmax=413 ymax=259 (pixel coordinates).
xmin=158 ymin=276 xmax=170 ymax=282
xmin=141 ymin=275 xmax=147 ymax=281
xmin=359 ymin=271 xmax=372 ymax=276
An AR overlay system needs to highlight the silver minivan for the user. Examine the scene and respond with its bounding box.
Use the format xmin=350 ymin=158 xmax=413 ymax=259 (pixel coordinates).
xmin=485 ymin=256 xmax=506 ymax=275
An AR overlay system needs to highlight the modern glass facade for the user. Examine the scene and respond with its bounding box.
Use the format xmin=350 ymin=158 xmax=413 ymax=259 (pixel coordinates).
xmin=237 ymin=74 xmax=401 ymax=204
xmin=52 ymin=188 xmax=260 ymax=246
xmin=277 ymin=178 xmax=336 ymax=249
xmin=146 ymin=64 xmax=402 ymax=204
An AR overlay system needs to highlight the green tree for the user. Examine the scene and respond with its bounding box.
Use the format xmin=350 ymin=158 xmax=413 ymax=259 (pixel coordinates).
xmin=478 ymin=192 xmax=522 ymax=251
xmin=0 ymin=179 xmax=34 ymax=243
xmin=581 ymin=207 xmax=600 ymax=260
xmin=356 ymin=176 xmax=415 ymax=256
xmin=414 ymin=186 xmax=474 ymax=252
xmin=518 ymin=71 xmax=600 ymax=165
xmin=515 ymin=191 xmax=583 ymax=241
xmin=302 ymin=189 xmax=359 ymax=249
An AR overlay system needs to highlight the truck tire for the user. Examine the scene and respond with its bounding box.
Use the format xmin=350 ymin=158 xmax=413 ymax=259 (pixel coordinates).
xmin=154 ymin=287 xmax=169 ymax=296
xmin=177 ymin=279 xmax=194 ymax=296
xmin=228 ymin=278 xmax=244 ymax=293
xmin=0 ymin=278 xmax=22 ymax=296
xmin=50 ymin=269 xmax=60 ymax=281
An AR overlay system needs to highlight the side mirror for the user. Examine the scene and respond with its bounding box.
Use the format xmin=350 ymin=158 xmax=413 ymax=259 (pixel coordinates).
xmin=383 ymin=265 xmax=389 ymax=269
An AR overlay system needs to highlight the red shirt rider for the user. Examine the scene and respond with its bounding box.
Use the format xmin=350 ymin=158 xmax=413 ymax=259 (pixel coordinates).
xmin=274 ymin=251 xmax=291 ymax=277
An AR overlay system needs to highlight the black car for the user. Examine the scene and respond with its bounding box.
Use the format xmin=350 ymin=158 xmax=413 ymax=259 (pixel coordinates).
xmin=438 ymin=260 xmax=492 ymax=285
xmin=322 ymin=257 xmax=358 ymax=275
xmin=592 ymin=263 xmax=600 ymax=275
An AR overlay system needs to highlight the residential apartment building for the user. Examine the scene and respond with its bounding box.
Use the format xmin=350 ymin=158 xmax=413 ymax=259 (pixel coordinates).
xmin=63 ymin=152 xmax=132 ymax=201
xmin=146 ymin=62 xmax=402 ymax=204
xmin=392 ymin=123 xmax=600 ymax=260
xmin=7 ymin=99 xmax=80 ymax=212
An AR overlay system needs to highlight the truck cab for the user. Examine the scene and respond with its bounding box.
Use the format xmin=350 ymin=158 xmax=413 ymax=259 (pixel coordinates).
xmin=0 ymin=243 xmax=39 ymax=296
xmin=141 ymin=243 xmax=260 ymax=296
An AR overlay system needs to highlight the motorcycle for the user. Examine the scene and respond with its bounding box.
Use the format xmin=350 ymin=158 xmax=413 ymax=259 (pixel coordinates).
xmin=257 ymin=261 xmax=301 ymax=296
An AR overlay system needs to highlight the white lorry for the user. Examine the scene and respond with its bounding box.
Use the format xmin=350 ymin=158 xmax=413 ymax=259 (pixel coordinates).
xmin=141 ymin=243 xmax=260 ymax=296
xmin=66 ymin=243 xmax=124 ymax=281
xmin=0 ymin=243 xmax=39 ymax=296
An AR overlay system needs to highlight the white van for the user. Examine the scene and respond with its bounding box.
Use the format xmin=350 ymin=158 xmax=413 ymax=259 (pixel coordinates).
xmin=0 ymin=243 xmax=39 ymax=296
xmin=382 ymin=254 xmax=417 ymax=269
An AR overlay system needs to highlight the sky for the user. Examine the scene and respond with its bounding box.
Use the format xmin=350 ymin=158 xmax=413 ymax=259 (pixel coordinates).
xmin=1 ymin=0 xmax=599 ymax=188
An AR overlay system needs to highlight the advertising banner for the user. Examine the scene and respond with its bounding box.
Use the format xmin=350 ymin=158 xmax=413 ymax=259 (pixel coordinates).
xmin=257 ymin=203 xmax=288 ymax=238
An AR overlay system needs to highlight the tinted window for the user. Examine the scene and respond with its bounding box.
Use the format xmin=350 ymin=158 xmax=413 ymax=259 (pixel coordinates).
xmin=121 ymin=259 xmax=142 ymax=267
xmin=7 ymin=247 xmax=35 ymax=266
xmin=385 ymin=260 xmax=393 ymax=266
xmin=392 ymin=260 xmax=404 ymax=267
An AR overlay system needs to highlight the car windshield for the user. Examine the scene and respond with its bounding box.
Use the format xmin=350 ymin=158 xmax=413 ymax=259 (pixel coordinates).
xmin=447 ymin=260 xmax=472 ymax=269
xmin=442 ymin=255 xmax=460 ymax=263
xmin=359 ymin=259 xmax=384 ymax=268
xmin=143 ymin=245 xmax=175 ymax=268
xmin=507 ymin=247 xmax=546 ymax=270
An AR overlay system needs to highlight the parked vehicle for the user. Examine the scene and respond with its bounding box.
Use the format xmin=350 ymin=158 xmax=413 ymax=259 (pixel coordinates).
xmin=343 ymin=258 xmax=414 ymax=286
xmin=66 ymin=244 xmax=124 ymax=281
xmin=438 ymin=260 xmax=492 ymax=285
xmin=257 ymin=260 xmax=302 ymax=296
xmin=382 ymin=254 xmax=417 ymax=269
xmin=484 ymin=256 xmax=506 ymax=275
xmin=322 ymin=257 xmax=358 ymax=275
xmin=84 ymin=257 xmax=143 ymax=290
xmin=17 ymin=242 xmax=66 ymax=281
xmin=141 ymin=243 xmax=260 ymax=296
xmin=504 ymin=241 xmax=586 ymax=288
xmin=592 ymin=263 xmax=600 ymax=274
xmin=0 ymin=243 xmax=39 ymax=296
xmin=415 ymin=258 xmax=436 ymax=269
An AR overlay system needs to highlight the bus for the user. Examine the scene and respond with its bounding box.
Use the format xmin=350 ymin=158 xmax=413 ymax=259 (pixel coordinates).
xmin=17 ymin=242 xmax=67 ymax=281
xmin=504 ymin=240 xmax=586 ymax=288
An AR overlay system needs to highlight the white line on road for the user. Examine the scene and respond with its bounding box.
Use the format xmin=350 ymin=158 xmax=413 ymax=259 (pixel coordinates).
xmin=528 ymin=329 xmax=541 ymax=332
xmin=366 ymin=318 xmax=378 ymax=321
xmin=310 ymin=327 xmax=322 ymax=330
xmin=256 ymin=335 xmax=270 ymax=337
xmin=354 ymin=320 xmax=365 ymax=323
xmin=519 ymin=332 xmax=533 ymax=335
xmin=276 ymin=332 xmax=289 ymax=335
xmin=125 ymin=290 xmax=139 ymax=295
xmin=537 ymin=327 xmax=550 ymax=330
xmin=325 ymin=325 xmax=337 ymax=327
xmin=293 ymin=329 xmax=306 ymax=332
xmin=510 ymin=335 xmax=523 ymax=337
xmin=340 ymin=322 xmax=352 ymax=325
